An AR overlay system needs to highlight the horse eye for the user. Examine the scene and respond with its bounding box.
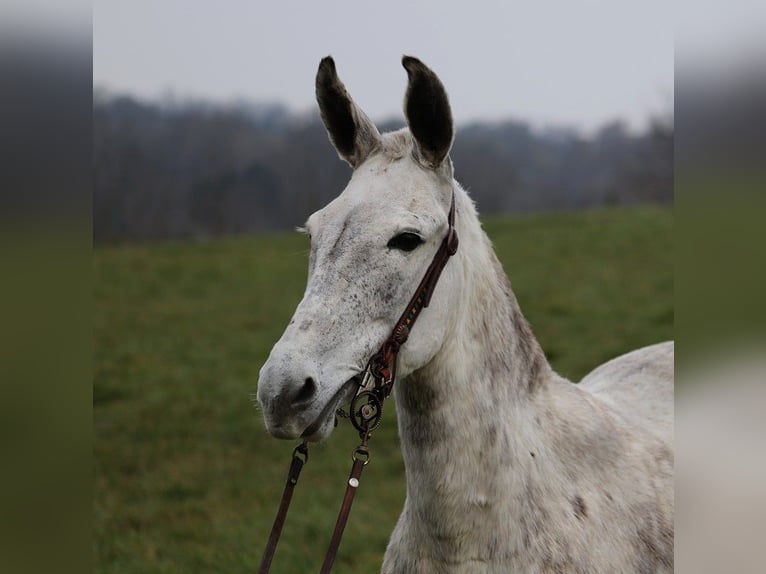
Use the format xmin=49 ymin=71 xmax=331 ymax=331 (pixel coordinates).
xmin=387 ymin=232 xmax=423 ymax=252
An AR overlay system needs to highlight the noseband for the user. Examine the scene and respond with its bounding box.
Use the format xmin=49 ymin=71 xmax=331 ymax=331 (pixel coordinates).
xmin=258 ymin=191 xmax=458 ymax=574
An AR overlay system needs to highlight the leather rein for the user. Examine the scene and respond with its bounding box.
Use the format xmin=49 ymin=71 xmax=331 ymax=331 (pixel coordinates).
xmin=258 ymin=191 xmax=459 ymax=574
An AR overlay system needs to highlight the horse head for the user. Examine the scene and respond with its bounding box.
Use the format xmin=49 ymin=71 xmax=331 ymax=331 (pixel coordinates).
xmin=257 ymin=56 xmax=461 ymax=441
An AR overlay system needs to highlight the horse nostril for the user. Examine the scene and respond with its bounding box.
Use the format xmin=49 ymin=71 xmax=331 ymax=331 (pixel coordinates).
xmin=292 ymin=377 xmax=317 ymax=405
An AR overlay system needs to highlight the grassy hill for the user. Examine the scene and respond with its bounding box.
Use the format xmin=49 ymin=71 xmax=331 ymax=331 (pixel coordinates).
xmin=94 ymin=206 xmax=673 ymax=573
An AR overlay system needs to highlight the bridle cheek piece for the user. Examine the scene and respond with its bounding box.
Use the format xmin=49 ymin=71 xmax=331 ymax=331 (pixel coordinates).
xmin=345 ymin=190 xmax=458 ymax=436
xmin=258 ymin=191 xmax=458 ymax=574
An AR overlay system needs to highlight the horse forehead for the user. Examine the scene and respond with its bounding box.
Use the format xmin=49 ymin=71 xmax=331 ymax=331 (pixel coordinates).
xmin=354 ymin=153 xmax=438 ymax=194
xmin=316 ymin=169 xmax=439 ymax=231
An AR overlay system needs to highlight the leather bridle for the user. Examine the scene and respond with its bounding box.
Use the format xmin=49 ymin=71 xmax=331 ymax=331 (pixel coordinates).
xmin=258 ymin=191 xmax=459 ymax=574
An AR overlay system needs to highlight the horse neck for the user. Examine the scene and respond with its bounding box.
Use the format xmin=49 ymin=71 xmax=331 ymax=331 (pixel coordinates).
xmin=393 ymin=182 xmax=554 ymax=519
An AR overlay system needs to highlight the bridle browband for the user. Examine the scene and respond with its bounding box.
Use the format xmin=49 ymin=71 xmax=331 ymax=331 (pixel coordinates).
xmin=258 ymin=190 xmax=459 ymax=574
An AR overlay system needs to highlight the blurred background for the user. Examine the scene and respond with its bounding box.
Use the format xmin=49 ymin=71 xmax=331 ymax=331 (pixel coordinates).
xmin=90 ymin=3 xmax=678 ymax=573
xmin=93 ymin=2 xmax=673 ymax=242
xmin=4 ymin=0 xmax=765 ymax=572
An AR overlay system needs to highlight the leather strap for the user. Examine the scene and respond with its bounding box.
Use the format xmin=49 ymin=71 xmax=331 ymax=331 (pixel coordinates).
xmin=319 ymin=450 xmax=368 ymax=574
xmin=319 ymin=191 xmax=459 ymax=569
xmin=257 ymin=443 xmax=308 ymax=574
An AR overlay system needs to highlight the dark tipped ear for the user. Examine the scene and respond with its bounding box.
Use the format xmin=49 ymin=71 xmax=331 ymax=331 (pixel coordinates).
xmin=316 ymin=56 xmax=380 ymax=167
xmin=402 ymin=56 xmax=454 ymax=169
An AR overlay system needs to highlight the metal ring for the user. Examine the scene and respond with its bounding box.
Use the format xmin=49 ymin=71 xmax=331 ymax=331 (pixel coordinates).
xmin=352 ymin=446 xmax=370 ymax=465
xmin=292 ymin=442 xmax=309 ymax=464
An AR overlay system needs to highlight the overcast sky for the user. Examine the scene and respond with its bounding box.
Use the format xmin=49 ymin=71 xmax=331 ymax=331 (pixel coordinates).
xmin=94 ymin=1 xmax=674 ymax=132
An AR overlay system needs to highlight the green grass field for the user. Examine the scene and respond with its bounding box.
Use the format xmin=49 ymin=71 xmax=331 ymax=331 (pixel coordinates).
xmin=94 ymin=206 xmax=673 ymax=573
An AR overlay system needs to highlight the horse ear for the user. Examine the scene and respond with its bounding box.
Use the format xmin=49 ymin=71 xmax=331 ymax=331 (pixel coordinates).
xmin=316 ymin=56 xmax=381 ymax=168
xmin=402 ymin=56 xmax=454 ymax=169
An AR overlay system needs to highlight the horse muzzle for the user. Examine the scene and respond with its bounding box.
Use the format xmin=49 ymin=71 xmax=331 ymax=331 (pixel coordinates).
xmin=257 ymin=354 xmax=360 ymax=441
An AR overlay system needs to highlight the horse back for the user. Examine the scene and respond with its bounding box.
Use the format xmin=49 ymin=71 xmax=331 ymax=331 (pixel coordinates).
xmin=580 ymin=341 xmax=674 ymax=442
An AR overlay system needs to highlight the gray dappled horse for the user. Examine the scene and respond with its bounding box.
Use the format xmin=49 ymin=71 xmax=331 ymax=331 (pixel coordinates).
xmin=258 ymin=56 xmax=673 ymax=573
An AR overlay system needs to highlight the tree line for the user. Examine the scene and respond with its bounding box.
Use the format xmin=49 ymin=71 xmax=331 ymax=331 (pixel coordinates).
xmin=94 ymin=92 xmax=673 ymax=242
